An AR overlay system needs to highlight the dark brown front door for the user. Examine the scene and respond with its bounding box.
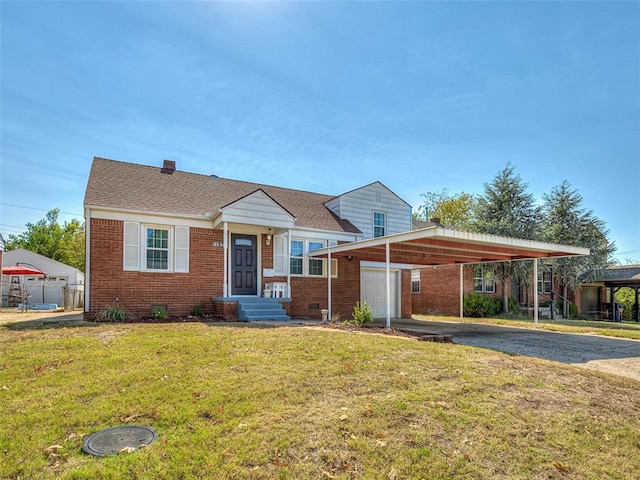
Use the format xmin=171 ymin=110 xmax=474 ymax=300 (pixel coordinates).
xmin=231 ymin=234 xmax=257 ymax=295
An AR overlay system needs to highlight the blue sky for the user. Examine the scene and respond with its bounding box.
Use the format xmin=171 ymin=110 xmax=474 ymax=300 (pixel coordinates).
xmin=1 ymin=1 xmax=638 ymax=262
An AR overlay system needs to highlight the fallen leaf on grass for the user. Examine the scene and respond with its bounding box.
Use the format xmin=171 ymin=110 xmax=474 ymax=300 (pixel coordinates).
xmin=120 ymin=413 xmax=141 ymax=423
xmin=44 ymin=445 xmax=63 ymax=455
xmin=119 ymin=447 xmax=136 ymax=454
xmin=554 ymin=462 xmax=570 ymax=473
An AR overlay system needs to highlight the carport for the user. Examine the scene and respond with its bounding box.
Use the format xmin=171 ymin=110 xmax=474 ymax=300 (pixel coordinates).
xmin=311 ymin=226 xmax=589 ymax=327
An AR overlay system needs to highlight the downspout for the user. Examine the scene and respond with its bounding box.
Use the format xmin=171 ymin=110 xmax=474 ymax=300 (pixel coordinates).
xmin=84 ymin=207 xmax=91 ymax=314
xmin=223 ymin=222 xmax=228 ymax=297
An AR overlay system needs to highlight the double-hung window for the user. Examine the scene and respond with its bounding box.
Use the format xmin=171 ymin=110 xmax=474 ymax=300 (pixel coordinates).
xmin=289 ymin=239 xmax=337 ymax=277
xmin=290 ymin=240 xmax=304 ymax=275
xmin=474 ymin=266 xmax=496 ymax=293
xmin=411 ymin=269 xmax=421 ymax=293
xmin=308 ymin=241 xmax=325 ymax=276
xmin=537 ymin=271 xmax=552 ymax=294
xmin=146 ymin=227 xmax=169 ymax=270
xmin=373 ymin=212 xmax=386 ymax=238
xmin=123 ymin=222 xmax=189 ymax=273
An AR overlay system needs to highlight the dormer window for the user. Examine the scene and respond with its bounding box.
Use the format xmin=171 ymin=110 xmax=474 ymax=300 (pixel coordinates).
xmin=373 ymin=212 xmax=386 ymax=238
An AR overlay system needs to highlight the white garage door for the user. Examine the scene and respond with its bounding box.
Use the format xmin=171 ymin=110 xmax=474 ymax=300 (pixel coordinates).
xmin=361 ymin=269 xmax=398 ymax=319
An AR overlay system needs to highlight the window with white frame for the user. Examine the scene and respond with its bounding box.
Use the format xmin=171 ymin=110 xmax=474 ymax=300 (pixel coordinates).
xmin=146 ymin=227 xmax=169 ymax=270
xmin=308 ymin=241 xmax=325 ymax=276
xmin=290 ymin=240 xmax=304 ymax=275
xmin=537 ymin=271 xmax=552 ymax=293
xmin=289 ymin=239 xmax=337 ymax=277
xmin=474 ymin=265 xmax=496 ymax=293
xmin=411 ymin=269 xmax=420 ymax=293
xmin=373 ymin=211 xmax=386 ymax=238
xmin=123 ymin=222 xmax=189 ymax=273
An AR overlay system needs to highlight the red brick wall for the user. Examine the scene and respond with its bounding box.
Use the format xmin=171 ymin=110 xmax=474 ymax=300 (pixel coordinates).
xmin=87 ymin=219 xmax=224 ymax=318
xmin=400 ymin=269 xmax=412 ymax=318
xmin=89 ymin=221 xmax=410 ymax=321
xmin=286 ymin=258 xmax=361 ymax=320
xmin=413 ymin=265 xmax=507 ymax=316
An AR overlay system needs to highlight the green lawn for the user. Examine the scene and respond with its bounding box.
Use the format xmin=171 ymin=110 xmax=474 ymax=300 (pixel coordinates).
xmin=1 ymin=320 xmax=639 ymax=479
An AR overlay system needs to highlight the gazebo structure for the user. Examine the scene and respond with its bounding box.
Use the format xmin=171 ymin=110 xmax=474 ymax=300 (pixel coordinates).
xmin=580 ymin=265 xmax=640 ymax=322
xmin=311 ymin=226 xmax=590 ymax=327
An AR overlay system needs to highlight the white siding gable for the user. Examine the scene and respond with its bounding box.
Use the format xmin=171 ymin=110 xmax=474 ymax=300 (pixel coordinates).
xmin=326 ymin=182 xmax=412 ymax=239
xmin=215 ymin=189 xmax=296 ymax=229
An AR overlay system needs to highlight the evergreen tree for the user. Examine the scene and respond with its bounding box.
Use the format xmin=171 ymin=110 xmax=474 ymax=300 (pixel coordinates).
xmin=471 ymin=164 xmax=542 ymax=313
xmin=541 ymin=181 xmax=615 ymax=316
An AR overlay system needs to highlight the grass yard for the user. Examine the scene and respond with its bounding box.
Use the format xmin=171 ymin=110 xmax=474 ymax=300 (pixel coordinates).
xmin=1 ymin=320 xmax=639 ymax=479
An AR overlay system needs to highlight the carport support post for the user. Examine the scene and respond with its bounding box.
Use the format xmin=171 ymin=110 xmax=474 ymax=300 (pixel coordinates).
xmin=533 ymin=259 xmax=539 ymax=327
xmin=386 ymin=239 xmax=391 ymax=328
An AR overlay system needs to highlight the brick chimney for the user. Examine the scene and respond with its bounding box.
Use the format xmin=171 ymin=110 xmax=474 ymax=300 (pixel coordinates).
xmin=161 ymin=159 xmax=176 ymax=174
xmin=430 ymin=217 xmax=441 ymax=225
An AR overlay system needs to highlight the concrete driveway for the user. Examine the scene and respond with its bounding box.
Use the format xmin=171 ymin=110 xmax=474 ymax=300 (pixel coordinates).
xmin=372 ymin=318 xmax=640 ymax=382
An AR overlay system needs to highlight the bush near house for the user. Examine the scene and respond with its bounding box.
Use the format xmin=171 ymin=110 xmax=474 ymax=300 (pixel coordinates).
xmin=463 ymin=293 xmax=502 ymax=318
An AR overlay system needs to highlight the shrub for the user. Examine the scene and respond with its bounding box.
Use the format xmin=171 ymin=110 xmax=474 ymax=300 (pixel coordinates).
xmin=93 ymin=302 xmax=132 ymax=322
xmin=152 ymin=305 xmax=168 ymax=319
xmin=568 ymin=302 xmax=579 ymax=319
xmin=191 ymin=303 xmax=206 ymax=317
xmin=348 ymin=301 xmax=374 ymax=326
xmin=463 ymin=293 xmax=502 ymax=318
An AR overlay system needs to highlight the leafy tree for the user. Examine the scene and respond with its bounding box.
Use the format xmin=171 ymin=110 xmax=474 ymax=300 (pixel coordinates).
xmin=471 ymin=163 xmax=542 ymax=313
xmin=541 ymin=181 xmax=615 ymax=316
xmin=414 ymin=189 xmax=476 ymax=228
xmin=4 ymin=209 xmax=85 ymax=271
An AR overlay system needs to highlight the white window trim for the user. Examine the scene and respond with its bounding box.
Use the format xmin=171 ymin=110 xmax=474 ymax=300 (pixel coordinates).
xmin=411 ymin=269 xmax=420 ymax=294
xmin=123 ymin=222 xmax=189 ymax=273
xmin=289 ymin=238 xmax=337 ymax=278
xmin=474 ymin=266 xmax=496 ymax=293
xmin=373 ymin=211 xmax=386 ymax=238
xmin=143 ymin=225 xmax=173 ymax=272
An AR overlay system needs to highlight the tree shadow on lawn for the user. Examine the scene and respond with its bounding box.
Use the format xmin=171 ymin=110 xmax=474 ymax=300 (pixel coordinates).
xmin=2 ymin=313 xmax=100 ymax=331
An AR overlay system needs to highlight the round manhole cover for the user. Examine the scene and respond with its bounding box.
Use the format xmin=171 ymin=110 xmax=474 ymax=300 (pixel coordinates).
xmin=83 ymin=425 xmax=158 ymax=456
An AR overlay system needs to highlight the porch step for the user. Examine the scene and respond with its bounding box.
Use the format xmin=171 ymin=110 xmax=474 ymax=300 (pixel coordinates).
xmin=237 ymin=297 xmax=291 ymax=321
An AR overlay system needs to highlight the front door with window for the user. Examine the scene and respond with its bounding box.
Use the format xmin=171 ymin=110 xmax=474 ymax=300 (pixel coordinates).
xmin=231 ymin=234 xmax=257 ymax=295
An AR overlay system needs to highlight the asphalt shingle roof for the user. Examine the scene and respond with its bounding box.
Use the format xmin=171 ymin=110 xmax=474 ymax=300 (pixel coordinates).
xmin=84 ymin=157 xmax=361 ymax=234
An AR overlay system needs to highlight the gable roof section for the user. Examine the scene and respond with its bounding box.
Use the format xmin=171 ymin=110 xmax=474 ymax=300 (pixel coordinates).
xmin=214 ymin=189 xmax=296 ymax=229
xmin=326 ymin=181 xmax=412 ymax=209
xmin=84 ymin=157 xmax=360 ymax=233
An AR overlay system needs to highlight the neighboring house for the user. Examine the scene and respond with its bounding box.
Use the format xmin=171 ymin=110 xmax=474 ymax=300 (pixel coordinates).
xmin=84 ymin=157 xmax=587 ymax=321
xmin=579 ymin=265 xmax=640 ymax=321
xmin=1 ymin=248 xmax=85 ymax=308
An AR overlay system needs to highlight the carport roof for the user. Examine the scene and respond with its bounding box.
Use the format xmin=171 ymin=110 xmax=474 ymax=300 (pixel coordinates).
xmin=311 ymin=226 xmax=590 ymax=265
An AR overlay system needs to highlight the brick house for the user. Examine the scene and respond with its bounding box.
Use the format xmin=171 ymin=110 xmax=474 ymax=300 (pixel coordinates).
xmin=84 ymin=157 xmax=588 ymax=321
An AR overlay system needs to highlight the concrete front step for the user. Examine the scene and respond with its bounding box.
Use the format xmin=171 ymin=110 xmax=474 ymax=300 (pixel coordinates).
xmin=237 ymin=297 xmax=291 ymax=321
